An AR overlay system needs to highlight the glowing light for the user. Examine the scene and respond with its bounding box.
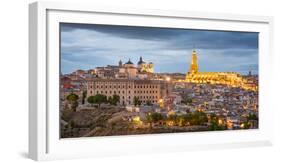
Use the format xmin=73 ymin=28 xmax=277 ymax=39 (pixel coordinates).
xmin=132 ymin=116 xmax=142 ymax=125
xmin=165 ymin=77 xmax=171 ymax=82
xmin=218 ymin=119 xmax=223 ymax=125
xmin=167 ymin=121 xmax=174 ymax=126
xmin=158 ymin=99 xmax=164 ymax=108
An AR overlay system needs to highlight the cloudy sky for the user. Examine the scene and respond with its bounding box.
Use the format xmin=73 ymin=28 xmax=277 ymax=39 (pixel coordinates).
xmin=60 ymin=23 xmax=258 ymax=75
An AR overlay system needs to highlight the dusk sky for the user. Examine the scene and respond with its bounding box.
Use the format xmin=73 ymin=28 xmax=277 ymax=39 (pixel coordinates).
xmin=60 ymin=23 xmax=258 ymax=75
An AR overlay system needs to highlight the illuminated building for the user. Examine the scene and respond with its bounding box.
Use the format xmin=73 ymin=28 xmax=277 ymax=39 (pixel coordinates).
xmin=185 ymin=49 xmax=257 ymax=91
xmin=96 ymin=58 xmax=153 ymax=79
xmin=137 ymin=56 xmax=154 ymax=73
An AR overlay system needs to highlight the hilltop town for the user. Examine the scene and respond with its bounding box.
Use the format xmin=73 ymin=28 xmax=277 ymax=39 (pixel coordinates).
xmin=60 ymin=50 xmax=258 ymax=138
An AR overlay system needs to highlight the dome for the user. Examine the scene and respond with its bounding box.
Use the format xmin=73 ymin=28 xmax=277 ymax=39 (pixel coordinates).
xmin=137 ymin=56 xmax=146 ymax=65
xmin=125 ymin=59 xmax=134 ymax=65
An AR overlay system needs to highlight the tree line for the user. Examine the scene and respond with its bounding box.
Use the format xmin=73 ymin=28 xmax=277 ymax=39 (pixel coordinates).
xmin=66 ymin=93 xmax=121 ymax=111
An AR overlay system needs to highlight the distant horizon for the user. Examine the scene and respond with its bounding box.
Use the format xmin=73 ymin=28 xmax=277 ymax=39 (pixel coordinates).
xmin=60 ymin=23 xmax=259 ymax=75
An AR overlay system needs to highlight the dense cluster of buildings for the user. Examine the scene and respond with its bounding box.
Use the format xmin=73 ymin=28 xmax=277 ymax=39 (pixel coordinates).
xmin=60 ymin=50 xmax=258 ymax=130
xmin=171 ymin=83 xmax=258 ymax=129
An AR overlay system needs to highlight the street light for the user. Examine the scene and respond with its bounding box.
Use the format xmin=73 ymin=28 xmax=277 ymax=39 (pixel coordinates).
xmin=165 ymin=77 xmax=171 ymax=82
xmin=158 ymin=99 xmax=164 ymax=108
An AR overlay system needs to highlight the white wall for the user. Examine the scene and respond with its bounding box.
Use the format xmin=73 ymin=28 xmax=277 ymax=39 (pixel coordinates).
xmin=0 ymin=0 xmax=280 ymax=162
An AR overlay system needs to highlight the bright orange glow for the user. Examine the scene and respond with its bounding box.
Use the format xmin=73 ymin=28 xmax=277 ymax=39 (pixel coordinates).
xmin=165 ymin=77 xmax=171 ymax=82
xmin=218 ymin=119 xmax=223 ymax=125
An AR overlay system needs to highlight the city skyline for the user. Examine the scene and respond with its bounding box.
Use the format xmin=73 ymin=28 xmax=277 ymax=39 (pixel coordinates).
xmin=61 ymin=23 xmax=258 ymax=75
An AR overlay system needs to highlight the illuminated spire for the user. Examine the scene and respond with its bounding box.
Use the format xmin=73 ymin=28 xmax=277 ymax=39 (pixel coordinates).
xmin=189 ymin=49 xmax=199 ymax=74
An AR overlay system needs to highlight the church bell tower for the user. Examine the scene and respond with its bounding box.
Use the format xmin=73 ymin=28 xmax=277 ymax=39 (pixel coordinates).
xmin=189 ymin=49 xmax=199 ymax=74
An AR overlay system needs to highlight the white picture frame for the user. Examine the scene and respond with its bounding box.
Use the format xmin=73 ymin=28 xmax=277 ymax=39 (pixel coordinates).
xmin=29 ymin=1 xmax=274 ymax=161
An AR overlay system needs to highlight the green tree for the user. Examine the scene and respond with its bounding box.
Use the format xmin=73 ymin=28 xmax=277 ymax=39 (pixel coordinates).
xmin=146 ymin=100 xmax=152 ymax=106
xmin=87 ymin=96 xmax=95 ymax=106
xmin=81 ymin=91 xmax=87 ymax=104
xmin=108 ymin=95 xmax=120 ymax=106
xmin=87 ymin=94 xmax=108 ymax=108
xmin=208 ymin=114 xmax=226 ymax=130
xmin=66 ymin=93 xmax=79 ymax=112
xmin=108 ymin=96 xmax=113 ymax=105
xmin=133 ymin=96 xmax=141 ymax=106
xmin=66 ymin=93 xmax=79 ymax=102
xmin=247 ymin=114 xmax=258 ymax=121
xmin=146 ymin=113 xmax=164 ymax=123
xmin=112 ymin=94 xmax=120 ymax=106
xmin=146 ymin=112 xmax=164 ymax=128
xmin=187 ymin=111 xmax=208 ymax=126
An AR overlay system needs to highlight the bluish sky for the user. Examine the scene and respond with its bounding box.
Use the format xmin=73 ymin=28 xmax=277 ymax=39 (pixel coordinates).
xmin=60 ymin=23 xmax=258 ymax=75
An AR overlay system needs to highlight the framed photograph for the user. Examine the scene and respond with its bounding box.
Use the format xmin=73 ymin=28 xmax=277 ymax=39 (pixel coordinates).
xmin=29 ymin=1 xmax=274 ymax=161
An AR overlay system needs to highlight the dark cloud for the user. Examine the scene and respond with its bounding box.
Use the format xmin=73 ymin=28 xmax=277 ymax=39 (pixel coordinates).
xmin=60 ymin=23 xmax=258 ymax=74
xmin=61 ymin=23 xmax=258 ymax=51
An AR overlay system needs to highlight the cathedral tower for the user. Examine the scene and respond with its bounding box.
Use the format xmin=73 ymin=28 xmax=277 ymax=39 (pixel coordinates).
xmin=189 ymin=49 xmax=199 ymax=74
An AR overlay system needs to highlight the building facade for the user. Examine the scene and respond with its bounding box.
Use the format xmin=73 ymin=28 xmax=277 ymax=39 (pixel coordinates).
xmin=87 ymin=79 xmax=169 ymax=105
xmin=137 ymin=57 xmax=154 ymax=73
xmin=94 ymin=57 xmax=153 ymax=79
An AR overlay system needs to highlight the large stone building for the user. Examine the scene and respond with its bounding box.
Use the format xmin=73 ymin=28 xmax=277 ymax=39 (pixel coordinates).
xmin=94 ymin=57 xmax=153 ymax=79
xmin=137 ymin=57 xmax=154 ymax=73
xmin=185 ymin=49 xmax=257 ymax=91
xmin=87 ymin=79 xmax=169 ymax=105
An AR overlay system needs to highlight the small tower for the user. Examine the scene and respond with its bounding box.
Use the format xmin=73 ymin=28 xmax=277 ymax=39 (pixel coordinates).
xmin=119 ymin=60 xmax=122 ymax=67
xmin=248 ymin=70 xmax=252 ymax=76
xmin=189 ymin=49 xmax=199 ymax=74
